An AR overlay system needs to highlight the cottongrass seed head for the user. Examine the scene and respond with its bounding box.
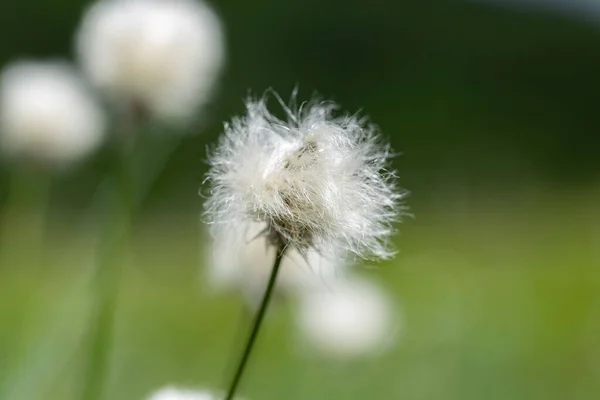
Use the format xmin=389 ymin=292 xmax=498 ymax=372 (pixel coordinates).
xmin=146 ymin=386 xmax=244 ymax=400
xmin=76 ymin=0 xmax=225 ymax=121
xmin=205 ymin=92 xmax=406 ymax=261
xmin=0 ymin=60 xmax=106 ymax=166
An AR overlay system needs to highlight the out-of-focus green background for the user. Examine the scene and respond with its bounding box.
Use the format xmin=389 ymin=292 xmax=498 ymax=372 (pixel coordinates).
xmin=0 ymin=0 xmax=599 ymax=399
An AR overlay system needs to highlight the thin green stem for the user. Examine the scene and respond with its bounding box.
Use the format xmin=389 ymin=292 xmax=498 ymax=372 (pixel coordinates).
xmin=80 ymin=147 xmax=133 ymax=400
xmin=224 ymin=244 xmax=287 ymax=400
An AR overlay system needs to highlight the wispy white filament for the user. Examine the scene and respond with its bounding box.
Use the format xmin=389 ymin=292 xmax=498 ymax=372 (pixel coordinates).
xmin=0 ymin=61 xmax=105 ymax=166
xmin=146 ymin=387 xmax=243 ymax=400
xmin=76 ymin=0 xmax=224 ymax=121
xmin=205 ymin=93 xmax=405 ymax=261
xmin=207 ymin=220 xmax=346 ymax=304
xmin=295 ymin=277 xmax=398 ymax=357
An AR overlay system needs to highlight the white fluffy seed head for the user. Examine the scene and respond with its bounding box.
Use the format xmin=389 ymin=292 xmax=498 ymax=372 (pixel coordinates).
xmin=76 ymin=0 xmax=225 ymax=121
xmin=207 ymin=220 xmax=347 ymax=305
xmin=205 ymin=93 xmax=405 ymax=261
xmin=296 ymin=277 xmax=398 ymax=358
xmin=0 ymin=61 xmax=106 ymax=166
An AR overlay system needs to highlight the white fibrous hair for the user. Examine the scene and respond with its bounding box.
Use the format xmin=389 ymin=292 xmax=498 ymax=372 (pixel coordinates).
xmin=146 ymin=386 xmax=243 ymax=400
xmin=295 ymin=277 xmax=398 ymax=358
xmin=207 ymin=220 xmax=346 ymax=305
xmin=205 ymin=94 xmax=405 ymax=261
xmin=75 ymin=0 xmax=224 ymax=121
xmin=0 ymin=61 xmax=106 ymax=166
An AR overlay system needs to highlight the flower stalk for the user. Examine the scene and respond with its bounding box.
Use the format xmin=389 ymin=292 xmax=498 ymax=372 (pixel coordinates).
xmin=224 ymin=241 xmax=287 ymax=400
xmin=80 ymin=143 xmax=133 ymax=400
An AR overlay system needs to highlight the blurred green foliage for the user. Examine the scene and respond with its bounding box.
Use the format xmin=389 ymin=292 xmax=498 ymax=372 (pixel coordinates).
xmin=0 ymin=194 xmax=599 ymax=399
xmin=1 ymin=0 xmax=600 ymax=213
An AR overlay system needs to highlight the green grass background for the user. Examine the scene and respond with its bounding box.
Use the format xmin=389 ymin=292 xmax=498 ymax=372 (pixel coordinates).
xmin=0 ymin=188 xmax=598 ymax=400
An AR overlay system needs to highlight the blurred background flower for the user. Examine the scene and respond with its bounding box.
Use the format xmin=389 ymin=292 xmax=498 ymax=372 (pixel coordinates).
xmin=146 ymin=386 xmax=243 ymax=400
xmin=76 ymin=0 xmax=224 ymax=122
xmin=0 ymin=61 xmax=105 ymax=166
xmin=295 ymin=276 xmax=398 ymax=358
xmin=205 ymin=220 xmax=346 ymax=305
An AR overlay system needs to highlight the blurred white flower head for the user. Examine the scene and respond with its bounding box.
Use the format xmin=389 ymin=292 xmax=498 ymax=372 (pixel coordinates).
xmin=76 ymin=0 xmax=225 ymax=121
xmin=205 ymin=93 xmax=405 ymax=261
xmin=146 ymin=386 xmax=242 ymax=400
xmin=295 ymin=277 xmax=398 ymax=357
xmin=207 ymin=220 xmax=346 ymax=304
xmin=0 ymin=61 xmax=106 ymax=166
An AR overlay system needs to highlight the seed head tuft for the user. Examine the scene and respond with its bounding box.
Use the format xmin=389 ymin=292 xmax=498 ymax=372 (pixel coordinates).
xmin=204 ymin=92 xmax=406 ymax=261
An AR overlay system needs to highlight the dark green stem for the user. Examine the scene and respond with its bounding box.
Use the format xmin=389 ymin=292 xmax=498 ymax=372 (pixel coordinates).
xmin=80 ymin=147 xmax=133 ymax=400
xmin=224 ymin=244 xmax=287 ymax=400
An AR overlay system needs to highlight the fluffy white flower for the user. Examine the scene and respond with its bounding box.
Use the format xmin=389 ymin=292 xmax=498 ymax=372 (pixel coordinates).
xmin=0 ymin=61 xmax=105 ymax=165
xmin=295 ymin=277 xmax=398 ymax=357
xmin=207 ymin=220 xmax=346 ymax=304
xmin=146 ymin=386 xmax=242 ymax=400
xmin=205 ymin=93 xmax=404 ymax=261
xmin=76 ymin=0 xmax=224 ymax=121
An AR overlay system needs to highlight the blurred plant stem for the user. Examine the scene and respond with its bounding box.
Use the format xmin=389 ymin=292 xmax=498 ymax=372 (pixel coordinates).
xmin=224 ymin=243 xmax=287 ymax=400
xmin=0 ymin=166 xmax=51 ymax=271
xmin=80 ymin=141 xmax=134 ymax=400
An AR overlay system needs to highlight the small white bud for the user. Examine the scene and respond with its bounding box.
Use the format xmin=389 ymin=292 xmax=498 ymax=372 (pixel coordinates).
xmin=205 ymin=93 xmax=405 ymax=261
xmin=146 ymin=386 xmax=244 ymax=400
xmin=0 ymin=61 xmax=105 ymax=166
xmin=207 ymin=220 xmax=346 ymax=304
xmin=76 ymin=0 xmax=225 ymax=121
xmin=295 ymin=277 xmax=398 ymax=357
